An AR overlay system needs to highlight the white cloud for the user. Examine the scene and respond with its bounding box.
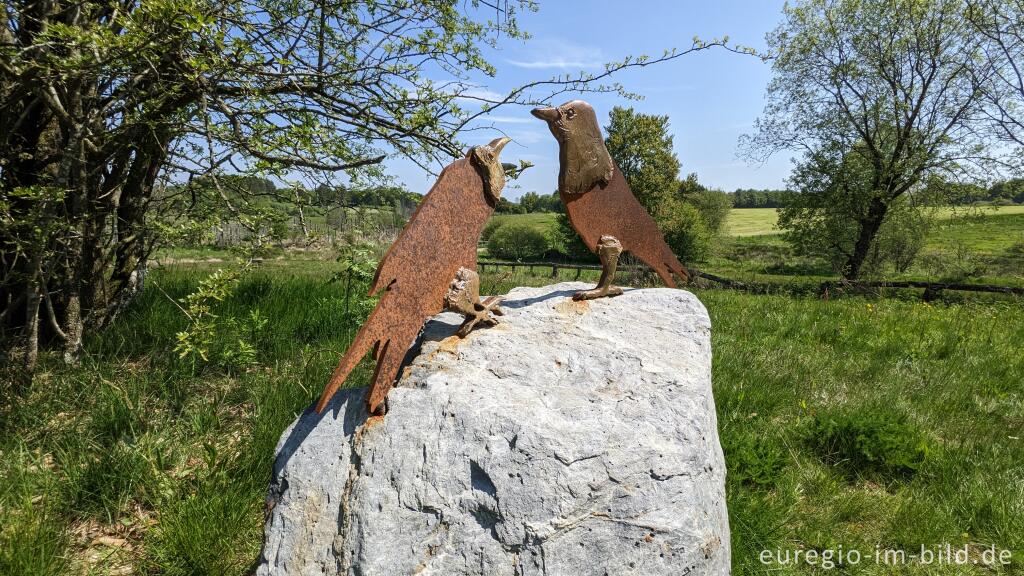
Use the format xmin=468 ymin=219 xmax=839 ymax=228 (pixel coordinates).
xmin=507 ymin=58 xmax=602 ymax=70
xmin=505 ymin=130 xmax=549 ymax=145
xmin=477 ymin=115 xmax=536 ymax=124
xmin=454 ymin=87 xmax=505 ymax=103
xmin=505 ymin=37 xmax=604 ymax=71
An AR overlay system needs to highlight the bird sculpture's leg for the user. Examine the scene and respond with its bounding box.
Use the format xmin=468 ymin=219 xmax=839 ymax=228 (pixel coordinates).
xmin=444 ymin=267 xmax=503 ymax=337
xmin=455 ymin=296 xmax=503 ymax=338
xmin=574 ymin=235 xmax=625 ymax=301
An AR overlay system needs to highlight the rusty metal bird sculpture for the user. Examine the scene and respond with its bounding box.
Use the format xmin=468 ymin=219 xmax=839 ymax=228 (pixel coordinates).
xmin=316 ymin=137 xmax=512 ymax=415
xmin=531 ymin=100 xmax=688 ymax=300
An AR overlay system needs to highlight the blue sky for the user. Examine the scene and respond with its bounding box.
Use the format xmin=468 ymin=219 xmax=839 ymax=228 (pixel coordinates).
xmin=388 ymin=0 xmax=792 ymax=200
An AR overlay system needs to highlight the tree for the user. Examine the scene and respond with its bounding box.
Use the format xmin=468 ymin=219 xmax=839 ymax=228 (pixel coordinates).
xmin=658 ymin=197 xmax=712 ymax=263
xmin=678 ymin=173 xmax=731 ymax=235
xmin=486 ymin=222 xmax=551 ymax=261
xmin=683 ymin=190 xmax=732 ymax=236
xmin=1 ymin=1 xmax=737 ymax=370
xmin=604 ymin=107 xmax=681 ymax=214
xmin=495 ymin=197 xmax=526 ymax=214
xmin=967 ymin=0 xmax=1024 ymax=147
xmin=603 ymin=107 xmax=714 ymax=261
xmin=519 ymin=191 xmax=541 ymax=213
xmin=780 ymin=142 xmax=935 ymax=274
xmin=730 ymin=189 xmax=796 ymax=208
xmin=536 ymin=191 xmax=563 ymax=213
xmin=989 ymin=178 xmax=1024 ymax=203
xmin=745 ymin=0 xmax=998 ymax=279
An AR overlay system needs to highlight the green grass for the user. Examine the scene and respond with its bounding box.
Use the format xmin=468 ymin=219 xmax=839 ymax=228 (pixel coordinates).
xmin=926 ymin=212 xmax=1024 ymax=255
xmin=0 ymin=264 xmax=374 ymax=575
xmin=724 ymin=205 xmax=1024 ymax=238
xmin=2 ymin=257 xmax=1021 ymax=574
xmin=726 ymin=208 xmax=782 ymax=236
xmin=153 ymin=245 xmax=241 ymax=261
xmin=705 ymin=289 xmax=1023 ymax=575
xmin=485 ymin=211 xmax=558 ymax=234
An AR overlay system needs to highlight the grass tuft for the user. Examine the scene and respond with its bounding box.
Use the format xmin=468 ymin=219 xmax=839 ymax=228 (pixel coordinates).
xmin=803 ymin=405 xmax=930 ymax=480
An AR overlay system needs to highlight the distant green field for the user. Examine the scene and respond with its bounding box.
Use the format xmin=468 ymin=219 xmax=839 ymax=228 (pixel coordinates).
xmin=491 ymin=208 xmax=780 ymax=237
xmin=488 ymin=212 xmax=558 ymax=232
xmin=926 ymin=211 xmax=1024 ymax=255
xmin=725 ymin=208 xmax=781 ymax=236
xmin=489 ymin=209 xmax=782 ymax=238
xmin=724 ymin=205 xmax=1024 ymax=237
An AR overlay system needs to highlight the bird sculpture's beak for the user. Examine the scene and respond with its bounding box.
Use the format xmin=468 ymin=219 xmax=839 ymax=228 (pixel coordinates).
xmin=471 ymin=137 xmax=513 ymax=202
xmin=530 ymin=106 xmax=559 ymax=123
xmin=487 ymin=136 xmax=511 ymax=157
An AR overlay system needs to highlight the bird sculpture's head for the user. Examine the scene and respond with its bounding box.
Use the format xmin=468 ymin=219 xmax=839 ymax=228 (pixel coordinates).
xmin=468 ymin=136 xmax=512 ymax=203
xmin=531 ymin=100 xmax=614 ymax=196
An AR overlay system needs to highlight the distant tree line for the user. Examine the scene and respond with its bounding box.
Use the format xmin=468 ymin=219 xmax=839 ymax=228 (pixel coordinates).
xmin=173 ymin=176 xmax=421 ymax=210
xmin=728 ymin=189 xmax=797 ymax=208
xmin=494 ymin=191 xmax=562 ymax=214
xmin=313 ymin=183 xmax=421 ymax=209
xmin=947 ymin=178 xmax=1024 ymax=205
xmin=689 ymin=179 xmax=1024 ymax=210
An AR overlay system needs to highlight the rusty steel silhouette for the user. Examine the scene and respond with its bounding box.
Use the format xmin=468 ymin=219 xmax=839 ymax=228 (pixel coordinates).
xmin=316 ymin=138 xmax=511 ymax=415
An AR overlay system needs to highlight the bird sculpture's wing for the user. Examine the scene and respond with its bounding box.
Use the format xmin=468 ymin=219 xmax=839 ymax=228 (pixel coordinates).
xmin=564 ymin=165 xmax=689 ymax=287
xmin=315 ymin=155 xmax=496 ymax=415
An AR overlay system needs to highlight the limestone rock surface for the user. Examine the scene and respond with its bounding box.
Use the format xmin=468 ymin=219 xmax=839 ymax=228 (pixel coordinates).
xmin=256 ymin=282 xmax=729 ymax=576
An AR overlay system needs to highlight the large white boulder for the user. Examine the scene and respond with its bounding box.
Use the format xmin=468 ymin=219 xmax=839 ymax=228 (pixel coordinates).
xmin=257 ymin=282 xmax=729 ymax=576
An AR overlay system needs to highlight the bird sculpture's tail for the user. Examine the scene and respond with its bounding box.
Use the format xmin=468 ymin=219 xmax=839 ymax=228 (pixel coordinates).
xmin=315 ymin=306 xmax=383 ymax=414
xmin=636 ymin=238 xmax=690 ymax=289
xmin=314 ymin=297 xmax=424 ymax=415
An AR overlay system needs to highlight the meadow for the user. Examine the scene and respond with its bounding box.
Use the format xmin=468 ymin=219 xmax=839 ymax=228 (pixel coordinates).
xmin=488 ymin=205 xmax=1024 ymax=238
xmin=721 ymin=205 xmax=1024 ymax=237
xmin=491 ymin=207 xmax=1024 ymax=287
xmin=2 ymin=209 xmax=1022 ymax=575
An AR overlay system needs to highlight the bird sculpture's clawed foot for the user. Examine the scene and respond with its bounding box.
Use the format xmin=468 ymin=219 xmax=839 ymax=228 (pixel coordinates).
xmin=572 ymin=284 xmax=624 ymax=301
xmin=445 ymin=268 xmax=503 ymax=338
xmin=574 ymin=235 xmax=625 ymax=301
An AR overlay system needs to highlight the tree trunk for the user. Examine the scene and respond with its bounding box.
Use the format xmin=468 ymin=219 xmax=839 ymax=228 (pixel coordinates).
xmin=23 ymin=283 xmax=41 ymax=374
xmin=62 ymin=294 xmax=83 ymax=366
xmin=844 ymin=198 xmax=889 ymax=280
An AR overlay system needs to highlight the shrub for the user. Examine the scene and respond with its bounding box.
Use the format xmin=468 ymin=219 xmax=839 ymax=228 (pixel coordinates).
xmin=804 ymin=406 xmax=929 ymax=479
xmin=552 ymin=213 xmax=597 ymax=262
xmin=864 ymin=200 xmax=932 ymax=274
xmin=480 ymin=218 xmax=503 ymax=243
xmin=682 ymin=189 xmax=733 ymax=235
xmin=919 ymin=241 xmax=989 ymax=281
xmin=658 ymin=198 xmax=712 ymax=263
xmin=486 ymin=222 xmax=550 ymax=261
